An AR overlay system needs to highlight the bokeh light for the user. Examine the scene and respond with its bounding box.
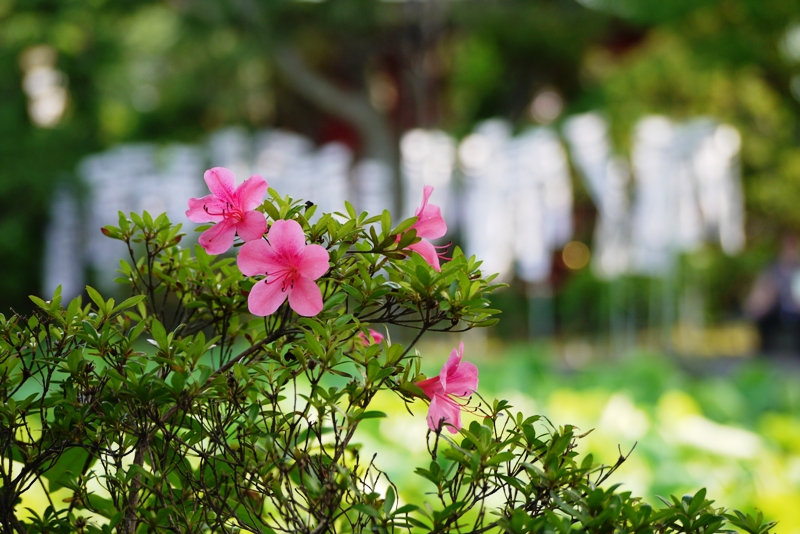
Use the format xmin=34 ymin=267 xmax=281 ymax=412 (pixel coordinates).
xmin=562 ymin=240 xmax=591 ymax=270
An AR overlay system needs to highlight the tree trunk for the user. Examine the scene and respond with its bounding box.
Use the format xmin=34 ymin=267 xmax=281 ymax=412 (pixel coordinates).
xmin=272 ymin=46 xmax=401 ymax=214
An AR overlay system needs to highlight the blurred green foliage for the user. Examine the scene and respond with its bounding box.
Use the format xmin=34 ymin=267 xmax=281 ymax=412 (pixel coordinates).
xmin=356 ymin=342 xmax=800 ymax=532
xmin=3 ymin=0 xmax=800 ymax=331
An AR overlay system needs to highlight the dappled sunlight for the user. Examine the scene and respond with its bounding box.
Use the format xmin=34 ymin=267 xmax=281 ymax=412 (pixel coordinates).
xmin=15 ymin=465 xmax=72 ymax=520
xmin=599 ymin=393 xmax=650 ymax=440
xmin=355 ymin=344 xmax=800 ymax=532
xmin=667 ymin=416 xmax=762 ymax=459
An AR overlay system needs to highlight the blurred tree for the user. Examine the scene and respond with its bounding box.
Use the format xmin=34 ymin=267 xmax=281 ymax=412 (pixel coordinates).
xmin=0 ymin=0 xmax=616 ymax=313
xmin=573 ymin=0 xmax=800 ymax=326
xmin=4 ymin=0 xmax=800 ymax=329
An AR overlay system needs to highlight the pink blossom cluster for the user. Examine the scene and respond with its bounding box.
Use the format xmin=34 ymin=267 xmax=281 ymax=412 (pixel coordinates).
xmin=187 ymin=166 xmax=450 ymax=317
xmin=186 ymin=167 xmax=330 ymax=317
xmin=187 ymin=167 xmax=475 ymax=431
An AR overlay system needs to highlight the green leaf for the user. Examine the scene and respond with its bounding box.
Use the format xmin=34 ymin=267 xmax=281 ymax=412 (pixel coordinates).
xmin=170 ymin=372 xmax=186 ymax=393
xmin=304 ymin=331 xmax=325 ymax=358
xmin=81 ymin=321 xmax=99 ymax=341
xmin=394 ymin=504 xmax=419 ymax=515
xmin=150 ymin=319 xmax=168 ymax=350
xmin=415 ymin=265 xmax=431 ymax=286
xmin=383 ymin=486 xmax=395 ymax=515
xmin=397 ymin=229 xmax=418 ymax=249
xmin=111 ymin=295 xmax=146 ymax=315
xmin=486 ymin=451 xmax=515 ymax=466
xmin=66 ymin=349 xmax=83 ymax=374
xmin=393 ymin=217 xmax=418 ymax=235
xmin=302 ymin=317 xmax=328 ymax=338
xmin=263 ymin=201 xmax=281 ymax=221
xmin=29 ymin=295 xmax=49 ymax=312
xmin=687 ymin=488 xmax=707 ymax=515
xmin=44 ymin=448 xmax=91 ymax=492
xmin=130 ymin=212 xmax=144 ymax=228
xmin=352 ymin=503 xmax=381 ymax=518
xmin=380 ymin=209 xmax=391 ymax=236
xmin=344 ymin=200 xmax=357 ymax=219
xmin=355 ymin=411 xmax=387 ymax=421
xmin=85 ymin=285 xmax=106 ymax=312
xmin=400 ymin=381 xmax=426 ymax=398
xmin=322 ymin=292 xmax=347 ymax=312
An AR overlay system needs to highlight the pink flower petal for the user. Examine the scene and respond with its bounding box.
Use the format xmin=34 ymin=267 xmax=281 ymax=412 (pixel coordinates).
xmin=444 ymin=361 xmax=478 ymax=397
xmin=268 ymin=219 xmax=306 ymax=257
xmin=186 ymin=195 xmax=224 ymax=223
xmin=439 ymin=343 xmax=477 ymax=396
xmin=357 ymin=331 xmax=369 ymax=346
xmin=236 ymin=175 xmax=268 ymax=211
xmin=236 ymin=210 xmax=267 ymax=242
xmin=416 ymin=342 xmax=478 ymax=433
xmin=296 ymin=244 xmax=330 ymax=280
xmin=287 ymin=276 xmax=324 ymax=317
xmin=427 ymin=394 xmax=462 ymax=433
xmin=198 ymin=219 xmax=237 ymax=255
xmin=439 ymin=342 xmax=464 ymax=391
xmin=416 ymin=375 xmax=444 ymax=399
xmin=247 ymin=243 xmax=295 ymax=279
xmin=247 ymin=278 xmax=288 ymax=316
xmin=413 ymin=209 xmax=446 ymax=240
xmin=237 ymin=240 xmax=272 ymax=276
xmin=413 ymin=185 xmax=446 ymax=239
xmin=407 ymin=240 xmax=441 ymax=271
xmin=416 ymin=185 xmax=434 ymax=217
xmin=367 ymin=329 xmax=385 ymax=344
xmin=204 ymin=167 xmax=237 ymax=202
xmin=236 ymin=215 xmax=326 ymax=317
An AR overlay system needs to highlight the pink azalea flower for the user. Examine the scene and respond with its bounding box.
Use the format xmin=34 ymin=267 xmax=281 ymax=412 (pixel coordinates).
xmin=400 ymin=185 xmax=448 ymax=271
xmin=186 ymin=167 xmax=268 ymax=255
xmin=237 ymin=219 xmax=330 ymax=317
xmin=358 ymin=329 xmax=385 ymax=346
xmin=415 ymin=342 xmax=478 ymax=433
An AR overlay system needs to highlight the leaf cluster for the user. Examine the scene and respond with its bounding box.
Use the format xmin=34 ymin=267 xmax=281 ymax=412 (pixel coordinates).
xmin=0 ymin=192 xmax=774 ymax=533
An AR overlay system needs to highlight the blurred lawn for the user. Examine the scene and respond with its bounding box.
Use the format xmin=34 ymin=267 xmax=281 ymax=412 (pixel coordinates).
xmin=356 ymin=338 xmax=800 ymax=533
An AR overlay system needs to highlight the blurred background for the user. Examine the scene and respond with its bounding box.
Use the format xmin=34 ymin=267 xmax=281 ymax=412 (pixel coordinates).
xmin=5 ymin=0 xmax=800 ymax=529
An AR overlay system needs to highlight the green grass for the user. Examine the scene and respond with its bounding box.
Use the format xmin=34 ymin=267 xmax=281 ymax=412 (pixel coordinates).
xmin=354 ymin=339 xmax=800 ymax=533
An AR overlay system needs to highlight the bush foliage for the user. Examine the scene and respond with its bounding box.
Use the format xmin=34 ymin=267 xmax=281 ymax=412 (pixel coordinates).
xmin=0 ymin=190 xmax=777 ymax=533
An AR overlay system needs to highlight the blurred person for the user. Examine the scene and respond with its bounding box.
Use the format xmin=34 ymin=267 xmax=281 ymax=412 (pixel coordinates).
xmin=745 ymin=235 xmax=800 ymax=355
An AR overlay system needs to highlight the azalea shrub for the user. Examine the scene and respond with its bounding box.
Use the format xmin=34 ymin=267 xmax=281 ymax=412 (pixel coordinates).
xmin=0 ymin=167 xmax=777 ymax=533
